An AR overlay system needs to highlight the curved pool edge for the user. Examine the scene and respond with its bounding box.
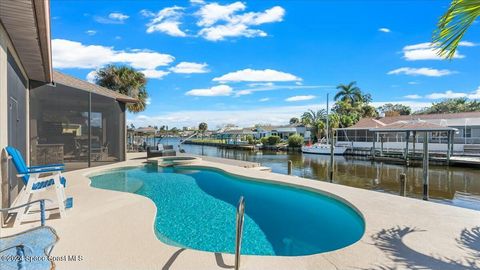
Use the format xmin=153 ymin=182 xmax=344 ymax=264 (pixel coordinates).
xmin=39 ymin=154 xmax=480 ymax=270
xmin=88 ymin=163 xmax=366 ymax=256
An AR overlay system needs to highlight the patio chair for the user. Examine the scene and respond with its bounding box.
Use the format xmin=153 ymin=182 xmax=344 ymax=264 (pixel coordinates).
xmin=1 ymin=199 xmax=58 ymax=270
xmin=5 ymin=146 xmax=71 ymax=227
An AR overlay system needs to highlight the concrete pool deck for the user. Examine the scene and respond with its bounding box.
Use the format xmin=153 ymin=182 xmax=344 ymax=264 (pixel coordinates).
xmin=2 ymin=153 xmax=479 ymax=270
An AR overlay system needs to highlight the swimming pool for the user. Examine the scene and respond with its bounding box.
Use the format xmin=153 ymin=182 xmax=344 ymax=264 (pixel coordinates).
xmin=89 ymin=165 xmax=365 ymax=256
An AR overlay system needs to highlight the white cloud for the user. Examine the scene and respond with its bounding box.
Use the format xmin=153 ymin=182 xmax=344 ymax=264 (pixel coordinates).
xmin=109 ymin=12 xmax=129 ymax=21
xmin=169 ymin=62 xmax=209 ymax=73
xmin=95 ymin=12 xmax=129 ymax=24
xmin=387 ymin=67 xmax=454 ymax=77
xmin=404 ymin=94 xmax=422 ymax=99
xmin=86 ymin=30 xmax=97 ymax=35
xmin=52 ymin=39 xmax=175 ymax=70
xmin=285 ymin=95 xmax=316 ymax=102
xmin=378 ymin=28 xmax=391 ymax=33
xmin=190 ymin=0 xmax=205 ymax=4
xmin=86 ymin=70 xmax=97 ymax=83
xmin=425 ymin=90 xmax=467 ymax=99
xmin=408 ymin=81 xmax=419 ymax=85
xmin=185 ymin=85 xmax=233 ymax=96
xmin=458 ymin=41 xmax=477 ymax=47
xmin=403 ymin=86 xmax=480 ymax=100
xmin=199 ymin=24 xmax=267 ymax=41
xmin=195 ymin=2 xmax=285 ymax=41
xmin=259 ymin=98 xmax=270 ymax=102
xmin=127 ymin=101 xmax=432 ymax=128
xmin=141 ymin=69 xmax=170 ymax=79
xmin=145 ymin=7 xmax=187 ymax=37
xmin=401 ymin=41 xmax=476 ymax=60
xmin=213 ymin=69 xmax=301 ymax=83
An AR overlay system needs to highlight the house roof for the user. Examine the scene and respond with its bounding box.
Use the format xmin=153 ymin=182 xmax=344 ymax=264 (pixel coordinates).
xmin=369 ymin=120 xmax=457 ymax=132
xmin=338 ymin=112 xmax=480 ymax=130
xmin=0 ymin=0 xmax=53 ymax=82
xmin=53 ymin=70 xmax=138 ymax=103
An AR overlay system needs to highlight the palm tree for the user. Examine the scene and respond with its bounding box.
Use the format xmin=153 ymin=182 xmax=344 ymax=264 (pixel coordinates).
xmin=301 ymin=109 xmax=327 ymax=126
xmin=334 ymin=81 xmax=363 ymax=104
xmin=95 ymin=65 xmax=148 ymax=113
xmin=433 ymin=0 xmax=480 ymax=59
xmin=289 ymin=117 xmax=300 ymax=125
xmin=198 ymin=122 xmax=208 ymax=134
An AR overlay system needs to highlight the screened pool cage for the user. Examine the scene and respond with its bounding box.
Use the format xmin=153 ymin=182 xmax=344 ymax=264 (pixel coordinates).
xmin=29 ymin=81 xmax=126 ymax=171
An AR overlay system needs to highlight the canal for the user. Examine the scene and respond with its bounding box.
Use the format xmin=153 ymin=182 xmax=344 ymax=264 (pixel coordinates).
xmin=160 ymin=138 xmax=480 ymax=211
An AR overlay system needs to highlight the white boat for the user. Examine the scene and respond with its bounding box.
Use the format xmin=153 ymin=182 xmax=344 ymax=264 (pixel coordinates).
xmin=301 ymin=143 xmax=348 ymax=155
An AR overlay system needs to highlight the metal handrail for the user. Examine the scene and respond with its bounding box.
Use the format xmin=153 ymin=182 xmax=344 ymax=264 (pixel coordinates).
xmin=235 ymin=196 xmax=245 ymax=270
xmin=0 ymin=199 xmax=51 ymax=226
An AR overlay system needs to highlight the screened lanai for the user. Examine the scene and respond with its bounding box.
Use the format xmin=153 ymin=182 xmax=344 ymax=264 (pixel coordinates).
xmin=29 ymin=71 xmax=137 ymax=171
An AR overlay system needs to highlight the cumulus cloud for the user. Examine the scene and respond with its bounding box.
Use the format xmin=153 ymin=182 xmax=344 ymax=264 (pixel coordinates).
xmin=402 ymin=41 xmax=476 ymax=60
xmin=185 ymin=85 xmax=233 ymax=96
xmin=213 ymin=69 xmax=301 ymax=83
xmin=141 ymin=2 xmax=284 ymax=41
xmin=52 ymin=39 xmax=175 ymax=70
xmin=170 ymin=62 xmax=209 ymax=73
xmin=144 ymin=7 xmax=187 ymax=37
xmin=378 ymin=28 xmax=391 ymax=33
xmin=196 ymin=3 xmax=285 ymax=41
xmin=387 ymin=67 xmax=454 ymax=77
xmin=141 ymin=69 xmax=170 ymax=79
xmin=95 ymin=12 xmax=129 ymax=24
xmin=285 ymin=95 xmax=316 ymax=102
xmin=86 ymin=70 xmax=97 ymax=83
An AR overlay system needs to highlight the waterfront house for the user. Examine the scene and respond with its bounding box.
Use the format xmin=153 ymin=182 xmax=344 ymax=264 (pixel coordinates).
xmin=336 ymin=112 xmax=480 ymax=154
xmin=253 ymin=124 xmax=311 ymax=141
xmin=0 ymin=1 xmax=136 ymax=207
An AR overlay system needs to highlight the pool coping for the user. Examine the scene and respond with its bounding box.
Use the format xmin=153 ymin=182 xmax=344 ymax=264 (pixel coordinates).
xmin=3 ymin=154 xmax=480 ymax=270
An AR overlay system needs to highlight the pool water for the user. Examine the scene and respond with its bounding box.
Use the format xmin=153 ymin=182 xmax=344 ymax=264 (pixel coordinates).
xmin=89 ymin=165 xmax=365 ymax=256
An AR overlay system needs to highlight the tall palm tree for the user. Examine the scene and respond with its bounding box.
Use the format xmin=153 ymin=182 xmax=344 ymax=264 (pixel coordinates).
xmin=433 ymin=0 xmax=480 ymax=59
xmin=301 ymin=109 xmax=327 ymax=126
xmin=334 ymin=81 xmax=363 ymax=103
xmin=95 ymin=65 xmax=148 ymax=113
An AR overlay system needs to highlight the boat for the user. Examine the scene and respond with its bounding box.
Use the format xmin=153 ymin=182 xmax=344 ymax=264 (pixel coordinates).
xmin=301 ymin=92 xmax=348 ymax=155
xmin=301 ymin=143 xmax=348 ymax=155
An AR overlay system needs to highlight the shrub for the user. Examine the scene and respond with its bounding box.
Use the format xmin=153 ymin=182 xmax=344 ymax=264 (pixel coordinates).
xmin=246 ymin=135 xmax=255 ymax=144
xmin=288 ymin=134 xmax=304 ymax=147
xmin=260 ymin=137 xmax=269 ymax=145
xmin=267 ymin=135 xmax=281 ymax=145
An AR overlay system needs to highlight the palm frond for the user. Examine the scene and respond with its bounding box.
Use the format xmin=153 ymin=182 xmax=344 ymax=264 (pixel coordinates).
xmin=433 ymin=0 xmax=480 ymax=59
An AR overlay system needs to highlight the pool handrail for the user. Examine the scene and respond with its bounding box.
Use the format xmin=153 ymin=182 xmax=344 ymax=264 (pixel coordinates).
xmin=235 ymin=196 xmax=245 ymax=270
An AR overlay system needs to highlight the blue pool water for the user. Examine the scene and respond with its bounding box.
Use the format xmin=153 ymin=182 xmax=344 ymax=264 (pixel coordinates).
xmin=89 ymin=165 xmax=365 ymax=256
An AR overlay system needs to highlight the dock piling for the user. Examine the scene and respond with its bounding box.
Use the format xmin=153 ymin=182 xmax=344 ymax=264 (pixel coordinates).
xmin=288 ymin=160 xmax=293 ymax=175
xmin=329 ymin=135 xmax=335 ymax=183
xmin=399 ymin=173 xmax=407 ymax=196
xmin=422 ymin=132 xmax=429 ymax=201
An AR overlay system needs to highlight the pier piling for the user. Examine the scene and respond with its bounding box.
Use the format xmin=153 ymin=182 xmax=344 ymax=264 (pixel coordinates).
xmin=399 ymin=173 xmax=407 ymax=196
xmin=288 ymin=160 xmax=293 ymax=175
xmin=422 ymin=132 xmax=429 ymax=201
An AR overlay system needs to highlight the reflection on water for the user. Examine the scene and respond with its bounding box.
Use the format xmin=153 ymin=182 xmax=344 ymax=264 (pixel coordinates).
xmin=159 ymin=137 xmax=480 ymax=211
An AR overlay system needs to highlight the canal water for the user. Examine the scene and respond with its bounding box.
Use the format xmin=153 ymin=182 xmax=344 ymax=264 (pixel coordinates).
xmin=157 ymin=137 xmax=480 ymax=211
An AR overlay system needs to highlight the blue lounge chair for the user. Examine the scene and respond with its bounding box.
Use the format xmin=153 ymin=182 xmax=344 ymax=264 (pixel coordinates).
xmin=0 ymin=199 xmax=58 ymax=270
xmin=5 ymin=146 xmax=69 ymax=226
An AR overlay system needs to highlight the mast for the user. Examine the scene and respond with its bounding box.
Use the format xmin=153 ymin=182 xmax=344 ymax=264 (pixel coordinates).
xmin=326 ymin=93 xmax=329 ymax=144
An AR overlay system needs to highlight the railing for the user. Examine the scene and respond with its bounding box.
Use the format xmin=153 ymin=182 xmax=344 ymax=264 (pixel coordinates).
xmin=235 ymin=196 xmax=245 ymax=270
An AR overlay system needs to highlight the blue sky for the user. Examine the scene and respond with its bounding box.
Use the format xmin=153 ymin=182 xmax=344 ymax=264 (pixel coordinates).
xmin=51 ymin=0 xmax=480 ymax=128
